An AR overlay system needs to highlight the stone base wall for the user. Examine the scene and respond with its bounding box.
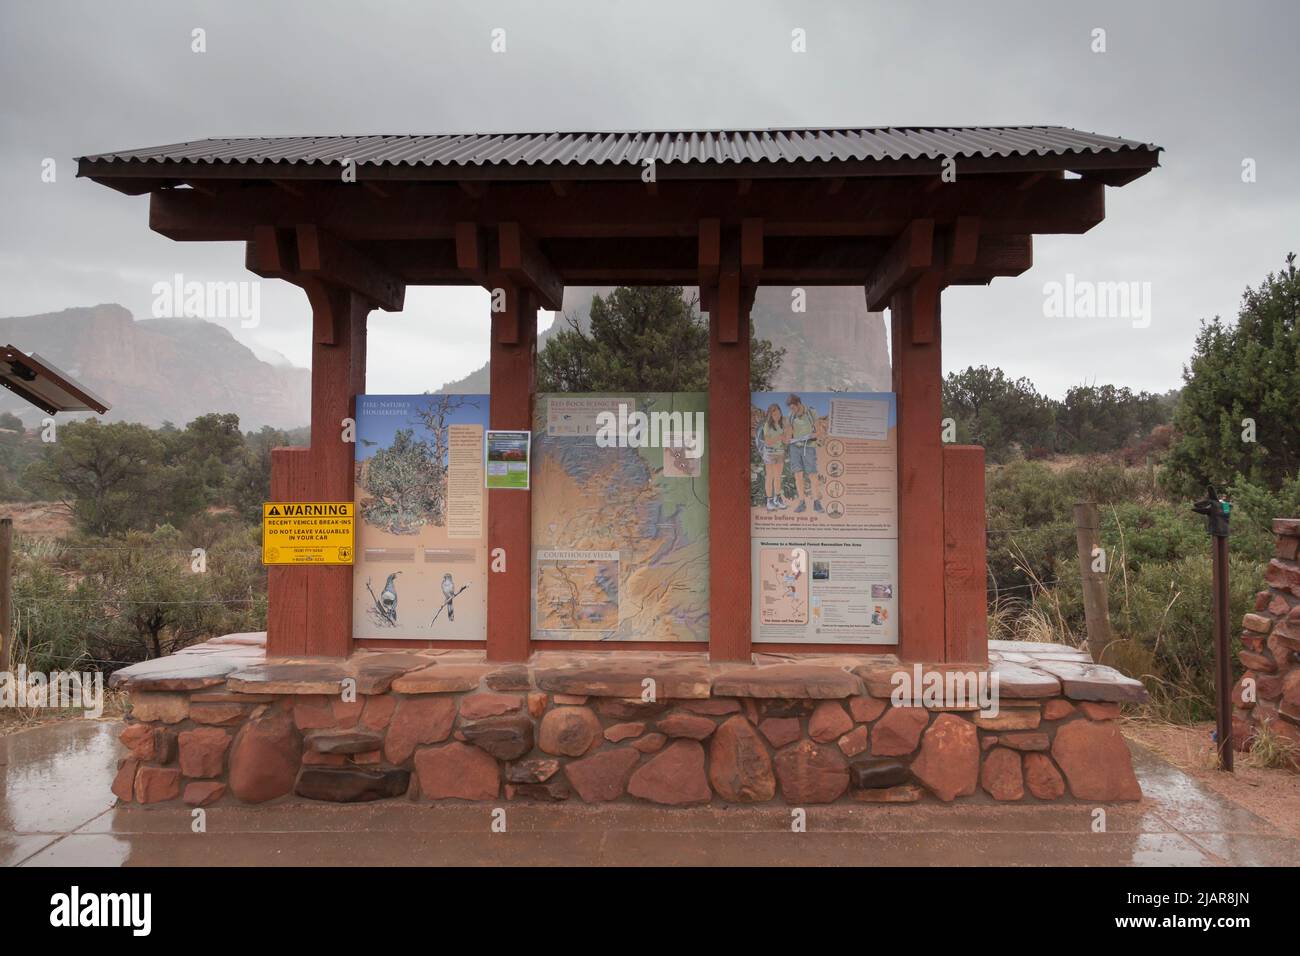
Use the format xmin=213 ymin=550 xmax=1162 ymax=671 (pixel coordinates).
xmin=1234 ymin=518 xmax=1300 ymax=765
xmin=111 ymin=641 xmax=1146 ymax=807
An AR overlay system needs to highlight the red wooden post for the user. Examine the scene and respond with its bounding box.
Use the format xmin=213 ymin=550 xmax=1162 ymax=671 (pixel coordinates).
xmin=706 ymin=246 xmax=754 ymax=662
xmin=266 ymin=281 xmax=368 ymax=658
xmin=891 ymin=274 xmax=946 ymax=663
xmin=486 ymin=283 xmax=536 ymax=662
xmin=267 ymin=446 xmax=311 ymax=655
xmin=943 ymin=444 xmax=988 ymax=663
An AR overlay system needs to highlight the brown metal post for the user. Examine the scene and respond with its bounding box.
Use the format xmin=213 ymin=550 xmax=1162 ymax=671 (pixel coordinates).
xmin=1073 ymin=503 xmax=1115 ymax=663
xmin=1213 ymin=533 xmax=1233 ymax=772
xmin=0 ymin=517 xmax=10 ymax=673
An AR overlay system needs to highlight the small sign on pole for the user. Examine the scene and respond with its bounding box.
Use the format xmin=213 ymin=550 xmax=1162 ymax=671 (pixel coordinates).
xmin=262 ymin=502 xmax=355 ymax=565
xmin=484 ymin=430 xmax=531 ymax=490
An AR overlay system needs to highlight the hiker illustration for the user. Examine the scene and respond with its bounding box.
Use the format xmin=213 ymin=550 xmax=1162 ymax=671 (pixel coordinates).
xmin=432 ymin=572 xmax=470 ymax=624
xmin=784 ymin=394 xmax=824 ymax=513
xmin=755 ymin=403 xmax=789 ymax=511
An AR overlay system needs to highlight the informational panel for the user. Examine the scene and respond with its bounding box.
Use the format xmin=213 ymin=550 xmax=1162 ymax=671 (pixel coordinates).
xmin=531 ymin=393 xmax=709 ymax=642
xmin=750 ymin=391 xmax=898 ymax=645
xmin=352 ymin=394 xmax=489 ymax=641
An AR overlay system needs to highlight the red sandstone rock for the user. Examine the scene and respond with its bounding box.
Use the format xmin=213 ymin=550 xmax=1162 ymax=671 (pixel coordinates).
xmin=999 ymin=731 xmax=1050 ymax=751
xmin=111 ymin=758 xmax=138 ymax=802
xmin=809 ymin=701 xmax=854 ymax=742
xmin=656 ymin=712 xmax=717 ymax=740
xmin=604 ymin=721 xmax=644 ymax=742
xmin=414 ymin=742 xmax=499 ymax=800
xmin=849 ymin=696 xmax=886 ymax=723
xmin=1239 ymin=650 xmax=1276 ymax=673
xmin=773 ymin=739 xmax=849 ymax=804
xmin=1043 ymin=699 xmax=1075 ymax=720
xmin=302 ymin=751 xmax=348 ymax=767
xmin=190 ymin=702 xmax=250 ymax=726
xmin=594 ymin=697 xmax=668 ymax=720
xmin=183 ymin=781 xmax=225 ymax=807
xmin=1023 ymin=752 xmax=1066 ymax=799
xmin=564 ymin=748 xmax=640 ymax=802
xmin=130 ymin=692 xmax=189 ymax=724
xmin=1051 ymin=719 xmax=1142 ymax=800
xmin=708 ymin=715 xmax=775 ymax=802
xmin=628 ymin=740 xmax=711 ymax=805
xmin=553 ymin=693 xmax=589 ymax=705
xmin=330 ymin=698 xmax=364 ymax=727
xmin=632 ymin=732 xmax=666 ymax=753
xmin=228 ymin=710 xmax=302 ymax=803
xmin=1242 ymin=613 xmax=1273 ymax=634
xmin=527 ymin=692 xmax=548 ymax=718
xmin=383 ymin=696 xmax=456 ymax=764
xmin=911 ymin=714 xmax=979 ymax=802
xmin=837 ymin=725 xmax=870 ymax=757
xmin=360 ymin=695 xmax=397 ymax=730
xmin=538 ymin=706 xmax=602 ymax=756
xmin=714 ymin=663 xmax=862 ymax=699
xmin=1264 ymin=559 xmax=1300 ymax=596
xmin=851 ymin=783 xmax=922 ymax=803
xmin=980 ymin=747 xmax=1024 ymax=801
xmin=119 ymin=723 xmax=174 ymax=762
xmin=869 ymin=707 xmax=930 ymax=756
xmin=1283 ymin=670 xmax=1300 ymax=709
xmin=391 ymin=663 xmax=490 ymax=694
xmin=459 ymin=692 xmax=521 ymax=719
xmin=1257 ymin=673 xmax=1284 ymax=701
xmin=682 ymin=699 xmax=741 ymax=716
xmin=759 ymin=717 xmax=802 ymax=748
xmin=178 ymin=727 xmax=231 ymax=778
xmin=973 ymin=707 xmax=1041 ymax=731
xmin=134 ymin=766 xmax=181 ymax=803
xmin=292 ymin=696 xmax=337 ymax=731
xmin=118 ymin=722 xmax=153 ymax=757
xmin=1078 ymin=701 xmax=1122 ymax=720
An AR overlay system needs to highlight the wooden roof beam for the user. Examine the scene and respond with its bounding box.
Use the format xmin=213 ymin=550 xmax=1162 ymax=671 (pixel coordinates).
xmin=296 ymin=225 xmax=406 ymax=312
xmin=498 ymin=222 xmax=562 ymax=311
xmin=151 ymin=178 xmax=1106 ymax=242
xmin=864 ymin=220 xmax=935 ymax=311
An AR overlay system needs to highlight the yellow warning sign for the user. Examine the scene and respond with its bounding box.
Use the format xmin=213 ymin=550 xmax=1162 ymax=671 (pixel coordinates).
xmin=262 ymin=502 xmax=354 ymax=565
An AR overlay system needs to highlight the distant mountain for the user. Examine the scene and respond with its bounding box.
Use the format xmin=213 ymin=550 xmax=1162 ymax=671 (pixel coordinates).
xmin=0 ymin=305 xmax=310 ymax=430
xmin=438 ymin=286 xmax=890 ymax=394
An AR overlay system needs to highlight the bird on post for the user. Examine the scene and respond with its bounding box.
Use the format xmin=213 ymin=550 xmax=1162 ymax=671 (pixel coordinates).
xmin=379 ymin=572 xmax=401 ymax=624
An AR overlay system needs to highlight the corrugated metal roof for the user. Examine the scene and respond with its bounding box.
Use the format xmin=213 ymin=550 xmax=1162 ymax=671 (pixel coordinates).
xmin=80 ymin=127 xmax=1159 ymax=169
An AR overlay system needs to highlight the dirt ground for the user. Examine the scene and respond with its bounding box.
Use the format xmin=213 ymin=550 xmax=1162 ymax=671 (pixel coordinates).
xmin=1 ymin=501 xmax=74 ymax=538
xmin=1123 ymin=716 xmax=1300 ymax=839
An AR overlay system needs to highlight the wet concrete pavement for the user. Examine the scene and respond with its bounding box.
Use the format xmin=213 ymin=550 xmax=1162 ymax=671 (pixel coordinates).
xmin=2 ymin=719 xmax=1297 ymax=866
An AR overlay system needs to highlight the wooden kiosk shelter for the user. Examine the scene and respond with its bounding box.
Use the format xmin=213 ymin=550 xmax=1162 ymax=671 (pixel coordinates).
xmin=90 ymin=129 xmax=1162 ymax=809
xmin=80 ymin=127 xmax=1160 ymax=668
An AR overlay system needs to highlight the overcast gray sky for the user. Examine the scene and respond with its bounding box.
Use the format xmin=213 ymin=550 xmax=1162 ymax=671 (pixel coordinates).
xmin=2 ymin=0 xmax=1296 ymax=397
